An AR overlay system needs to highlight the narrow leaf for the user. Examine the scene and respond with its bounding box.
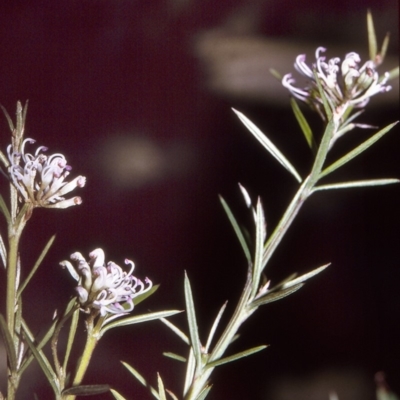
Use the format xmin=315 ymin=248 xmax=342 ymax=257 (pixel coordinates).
xmin=62 ymin=384 xmax=110 ymax=395
xmin=157 ymin=373 xmax=167 ymax=400
xmin=207 ymin=345 xmax=267 ymax=369
xmin=101 ymin=310 xmax=182 ymax=336
xmin=23 ymin=329 xmax=59 ymax=394
xmin=0 ymin=314 xmax=17 ymax=372
xmin=387 ymin=66 xmax=399 ymax=81
xmin=290 ymin=98 xmax=317 ymax=153
xmin=319 ymin=122 xmax=398 ymax=179
xmin=0 ymin=232 xmax=6 ymax=269
xmin=251 ymin=283 xmax=304 ymax=308
xmin=233 ymin=109 xmax=302 ymax=183
xmin=205 ymin=301 xmax=228 ymax=353
xmin=0 ymin=104 xmax=15 ymax=132
xmin=134 ymin=284 xmax=159 ymax=306
xmin=219 ymin=195 xmax=251 ymax=264
xmin=379 ymin=32 xmax=390 ymax=64
xmin=17 ymin=235 xmax=56 ymax=298
xmin=184 ymin=272 xmax=202 ymax=368
xmin=63 ymin=303 xmax=80 ymax=373
xmin=282 ymin=264 xmax=329 ymax=289
xmin=160 ymin=317 xmax=190 ymax=344
xmin=183 ymin=348 xmax=196 ymax=397
xmin=251 ymin=198 xmax=266 ymax=298
xmin=163 ymin=352 xmax=186 ymax=362
xmin=367 ymin=10 xmax=378 ymax=61
xmin=0 ymin=194 xmax=11 ymax=225
xmin=166 ymin=389 xmax=180 ymax=400
xmin=121 ymin=361 xmax=159 ymax=399
xmin=19 ymin=317 xmax=58 ymax=375
xmin=314 ymin=70 xmax=333 ymax=120
xmin=110 ymin=389 xmax=128 ymax=400
xmin=269 ymin=68 xmax=282 ymax=80
xmin=313 ymin=179 xmax=399 ymax=192
xmin=196 ymin=385 xmax=213 ymax=400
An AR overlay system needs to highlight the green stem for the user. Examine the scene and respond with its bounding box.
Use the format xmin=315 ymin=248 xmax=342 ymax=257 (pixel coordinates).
xmin=6 ymin=234 xmax=19 ymax=339
xmin=185 ymin=109 xmax=346 ymax=400
xmin=64 ymin=316 xmax=102 ymax=400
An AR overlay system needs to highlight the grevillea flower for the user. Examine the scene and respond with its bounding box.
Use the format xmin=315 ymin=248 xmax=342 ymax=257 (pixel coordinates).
xmin=60 ymin=248 xmax=152 ymax=319
xmin=7 ymin=138 xmax=86 ymax=208
xmin=282 ymin=47 xmax=391 ymax=119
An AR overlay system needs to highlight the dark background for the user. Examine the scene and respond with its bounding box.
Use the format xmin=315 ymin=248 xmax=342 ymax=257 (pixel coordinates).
xmin=0 ymin=1 xmax=398 ymax=399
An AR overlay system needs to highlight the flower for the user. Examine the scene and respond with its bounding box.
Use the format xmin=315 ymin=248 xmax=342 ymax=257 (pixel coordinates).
xmin=7 ymin=138 xmax=86 ymax=208
xmin=60 ymin=248 xmax=152 ymax=319
xmin=282 ymin=47 xmax=391 ymax=119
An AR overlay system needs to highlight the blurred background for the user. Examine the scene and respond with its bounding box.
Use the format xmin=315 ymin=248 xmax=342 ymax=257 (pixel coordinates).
xmin=0 ymin=1 xmax=398 ymax=399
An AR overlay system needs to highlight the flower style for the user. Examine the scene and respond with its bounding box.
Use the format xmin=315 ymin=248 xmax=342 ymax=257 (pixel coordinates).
xmin=282 ymin=47 xmax=391 ymax=119
xmin=7 ymin=138 xmax=86 ymax=208
xmin=60 ymin=248 xmax=153 ymax=319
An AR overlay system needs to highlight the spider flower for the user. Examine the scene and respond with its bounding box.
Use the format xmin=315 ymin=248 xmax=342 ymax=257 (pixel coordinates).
xmin=7 ymin=138 xmax=86 ymax=208
xmin=282 ymin=47 xmax=391 ymax=118
xmin=60 ymin=248 xmax=152 ymax=319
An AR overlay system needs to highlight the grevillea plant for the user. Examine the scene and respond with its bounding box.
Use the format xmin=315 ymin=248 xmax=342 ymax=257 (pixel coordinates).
xmin=0 ymin=10 xmax=398 ymax=400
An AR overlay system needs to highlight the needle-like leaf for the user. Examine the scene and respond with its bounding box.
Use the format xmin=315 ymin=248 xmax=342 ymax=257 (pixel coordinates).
xmin=313 ymin=179 xmax=399 ymax=192
xmin=319 ymin=122 xmax=398 ymax=179
xmin=206 ymin=345 xmax=267 ymax=369
xmin=184 ymin=272 xmax=202 ymax=369
xmin=219 ymin=195 xmax=252 ymax=264
xmin=233 ymin=109 xmax=302 ymax=183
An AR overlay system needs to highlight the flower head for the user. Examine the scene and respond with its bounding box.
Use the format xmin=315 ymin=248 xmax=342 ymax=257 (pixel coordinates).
xmin=282 ymin=47 xmax=391 ymax=119
xmin=7 ymin=138 xmax=86 ymax=208
xmin=60 ymin=248 xmax=152 ymax=320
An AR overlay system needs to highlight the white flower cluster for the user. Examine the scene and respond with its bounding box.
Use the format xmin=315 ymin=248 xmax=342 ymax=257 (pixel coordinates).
xmin=282 ymin=47 xmax=391 ymax=118
xmin=7 ymin=138 xmax=86 ymax=208
xmin=61 ymin=248 xmax=152 ymax=318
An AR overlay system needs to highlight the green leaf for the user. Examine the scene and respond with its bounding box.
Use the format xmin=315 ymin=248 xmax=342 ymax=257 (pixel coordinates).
xmin=232 ymin=109 xmax=302 ymax=183
xmin=205 ymin=301 xmax=227 ymax=353
xmin=250 ymin=283 xmax=304 ymax=308
xmin=0 ymin=314 xmax=17 ymax=372
xmin=62 ymin=384 xmax=110 ymax=395
xmin=290 ymin=98 xmax=317 ymax=153
xmin=0 ymin=232 xmax=6 ymax=269
xmin=184 ymin=272 xmax=202 ymax=369
xmin=367 ymin=10 xmax=378 ymax=61
xmin=219 ymin=195 xmax=251 ymax=264
xmin=283 ymin=264 xmax=329 ymax=289
xmin=196 ymin=385 xmax=213 ymax=400
xmin=269 ymin=68 xmax=282 ymax=80
xmin=160 ymin=317 xmax=189 ymax=345
xmin=387 ymin=66 xmax=399 ymax=81
xmin=157 ymin=373 xmax=167 ymax=400
xmin=207 ymin=345 xmax=267 ymax=369
xmin=0 ymin=104 xmax=15 ymax=132
xmin=163 ymin=352 xmax=186 ymax=362
xmin=166 ymin=389 xmax=179 ymax=400
xmin=251 ymin=198 xmax=266 ymax=298
xmin=19 ymin=317 xmax=58 ymax=375
xmin=23 ymin=328 xmax=60 ymax=395
xmin=379 ymin=32 xmax=390 ymax=65
xmin=121 ymin=361 xmax=159 ymax=400
xmin=313 ymin=70 xmax=333 ymax=120
xmin=110 ymin=389 xmax=128 ymax=400
xmin=17 ymin=235 xmax=56 ymax=298
xmin=183 ymin=348 xmax=196 ymax=397
xmin=101 ymin=310 xmax=182 ymax=336
xmin=313 ymin=179 xmax=399 ymax=192
xmin=63 ymin=301 xmax=80 ymax=373
xmin=0 ymin=194 xmax=11 ymax=225
xmin=319 ymin=122 xmax=398 ymax=179
xmin=134 ymin=284 xmax=159 ymax=306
